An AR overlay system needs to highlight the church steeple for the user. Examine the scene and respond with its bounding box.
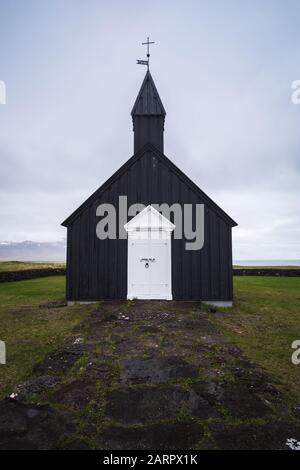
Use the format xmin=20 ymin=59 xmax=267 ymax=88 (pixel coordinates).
xmin=131 ymin=70 xmax=166 ymax=154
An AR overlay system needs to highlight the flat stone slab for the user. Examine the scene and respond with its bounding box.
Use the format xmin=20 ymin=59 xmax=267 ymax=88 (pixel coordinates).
xmin=100 ymin=422 xmax=204 ymax=450
xmin=0 ymin=399 xmax=73 ymax=450
xmin=189 ymin=381 xmax=272 ymax=419
xmin=106 ymin=386 xmax=189 ymax=424
xmin=188 ymin=388 xmax=220 ymax=419
xmin=121 ymin=357 xmax=198 ymax=384
xmin=210 ymin=422 xmax=300 ymax=450
xmin=106 ymin=383 xmax=220 ymax=424
xmin=219 ymin=384 xmax=272 ymax=419
xmin=0 ymin=400 xmax=28 ymax=438
xmin=49 ymin=379 xmax=97 ymax=410
xmin=136 ymin=325 xmax=161 ymax=334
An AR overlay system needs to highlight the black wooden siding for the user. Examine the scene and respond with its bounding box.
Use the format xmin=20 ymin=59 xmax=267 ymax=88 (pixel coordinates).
xmin=65 ymin=147 xmax=233 ymax=301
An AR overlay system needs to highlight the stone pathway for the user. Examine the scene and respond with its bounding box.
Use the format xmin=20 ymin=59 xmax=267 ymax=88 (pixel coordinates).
xmin=1 ymin=300 xmax=300 ymax=450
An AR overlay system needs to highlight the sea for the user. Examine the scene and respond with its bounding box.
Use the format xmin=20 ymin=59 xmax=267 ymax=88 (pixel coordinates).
xmin=234 ymin=260 xmax=300 ymax=266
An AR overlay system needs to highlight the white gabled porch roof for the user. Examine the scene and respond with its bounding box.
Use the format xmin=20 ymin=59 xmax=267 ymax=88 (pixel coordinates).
xmin=124 ymin=205 xmax=175 ymax=232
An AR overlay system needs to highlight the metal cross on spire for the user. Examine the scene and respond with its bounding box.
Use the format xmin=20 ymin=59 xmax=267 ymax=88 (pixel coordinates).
xmin=137 ymin=36 xmax=155 ymax=70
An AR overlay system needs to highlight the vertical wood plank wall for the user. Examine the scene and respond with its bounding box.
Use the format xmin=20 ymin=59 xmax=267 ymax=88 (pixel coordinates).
xmin=66 ymin=150 xmax=233 ymax=301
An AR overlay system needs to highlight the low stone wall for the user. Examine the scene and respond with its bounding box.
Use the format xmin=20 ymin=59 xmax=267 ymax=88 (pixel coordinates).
xmin=0 ymin=268 xmax=66 ymax=283
xmin=233 ymin=268 xmax=300 ymax=277
xmin=1 ymin=267 xmax=299 ymax=283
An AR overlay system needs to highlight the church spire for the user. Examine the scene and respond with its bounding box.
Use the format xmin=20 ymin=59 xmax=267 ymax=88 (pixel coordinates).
xmin=131 ymin=70 xmax=166 ymax=154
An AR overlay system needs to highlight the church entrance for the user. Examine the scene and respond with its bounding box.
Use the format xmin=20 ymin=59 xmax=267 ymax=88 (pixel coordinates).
xmin=124 ymin=205 xmax=175 ymax=300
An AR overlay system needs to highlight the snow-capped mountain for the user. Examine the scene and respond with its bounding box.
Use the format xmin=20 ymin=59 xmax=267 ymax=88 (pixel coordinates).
xmin=0 ymin=240 xmax=66 ymax=261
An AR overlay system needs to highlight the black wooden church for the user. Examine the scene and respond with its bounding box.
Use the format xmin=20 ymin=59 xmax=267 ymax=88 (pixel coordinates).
xmin=62 ymin=58 xmax=237 ymax=306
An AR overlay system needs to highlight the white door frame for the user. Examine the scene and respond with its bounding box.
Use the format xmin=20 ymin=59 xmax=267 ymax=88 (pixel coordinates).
xmin=124 ymin=205 xmax=175 ymax=300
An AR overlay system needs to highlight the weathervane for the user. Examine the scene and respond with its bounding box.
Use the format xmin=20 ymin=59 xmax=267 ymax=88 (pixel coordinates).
xmin=137 ymin=37 xmax=155 ymax=70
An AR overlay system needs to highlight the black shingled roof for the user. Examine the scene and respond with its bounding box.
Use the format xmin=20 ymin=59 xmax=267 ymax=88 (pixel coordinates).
xmin=131 ymin=70 xmax=166 ymax=116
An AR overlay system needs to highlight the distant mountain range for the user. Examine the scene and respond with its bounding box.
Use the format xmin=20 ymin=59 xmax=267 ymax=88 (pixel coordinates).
xmin=0 ymin=241 xmax=299 ymax=266
xmin=0 ymin=240 xmax=66 ymax=261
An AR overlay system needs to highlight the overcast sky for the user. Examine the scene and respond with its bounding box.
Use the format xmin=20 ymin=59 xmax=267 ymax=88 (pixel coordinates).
xmin=0 ymin=0 xmax=299 ymax=260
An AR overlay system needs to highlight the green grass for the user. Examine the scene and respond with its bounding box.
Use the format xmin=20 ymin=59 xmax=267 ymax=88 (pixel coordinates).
xmin=0 ymin=276 xmax=91 ymax=398
xmin=0 ymin=261 xmax=65 ymax=272
xmin=214 ymin=276 xmax=300 ymax=401
xmin=0 ymin=275 xmax=66 ymax=306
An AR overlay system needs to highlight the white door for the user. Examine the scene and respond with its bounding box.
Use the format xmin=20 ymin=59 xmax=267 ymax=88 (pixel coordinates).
xmin=124 ymin=205 xmax=175 ymax=300
xmin=127 ymin=236 xmax=172 ymax=300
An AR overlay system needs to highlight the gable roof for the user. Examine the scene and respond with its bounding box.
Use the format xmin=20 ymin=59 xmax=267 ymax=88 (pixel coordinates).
xmin=62 ymin=143 xmax=237 ymax=227
xmin=124 ymin=205 xmax=175 ymax=232
xmin=131 ymin=71 xmax=166 ymax=116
